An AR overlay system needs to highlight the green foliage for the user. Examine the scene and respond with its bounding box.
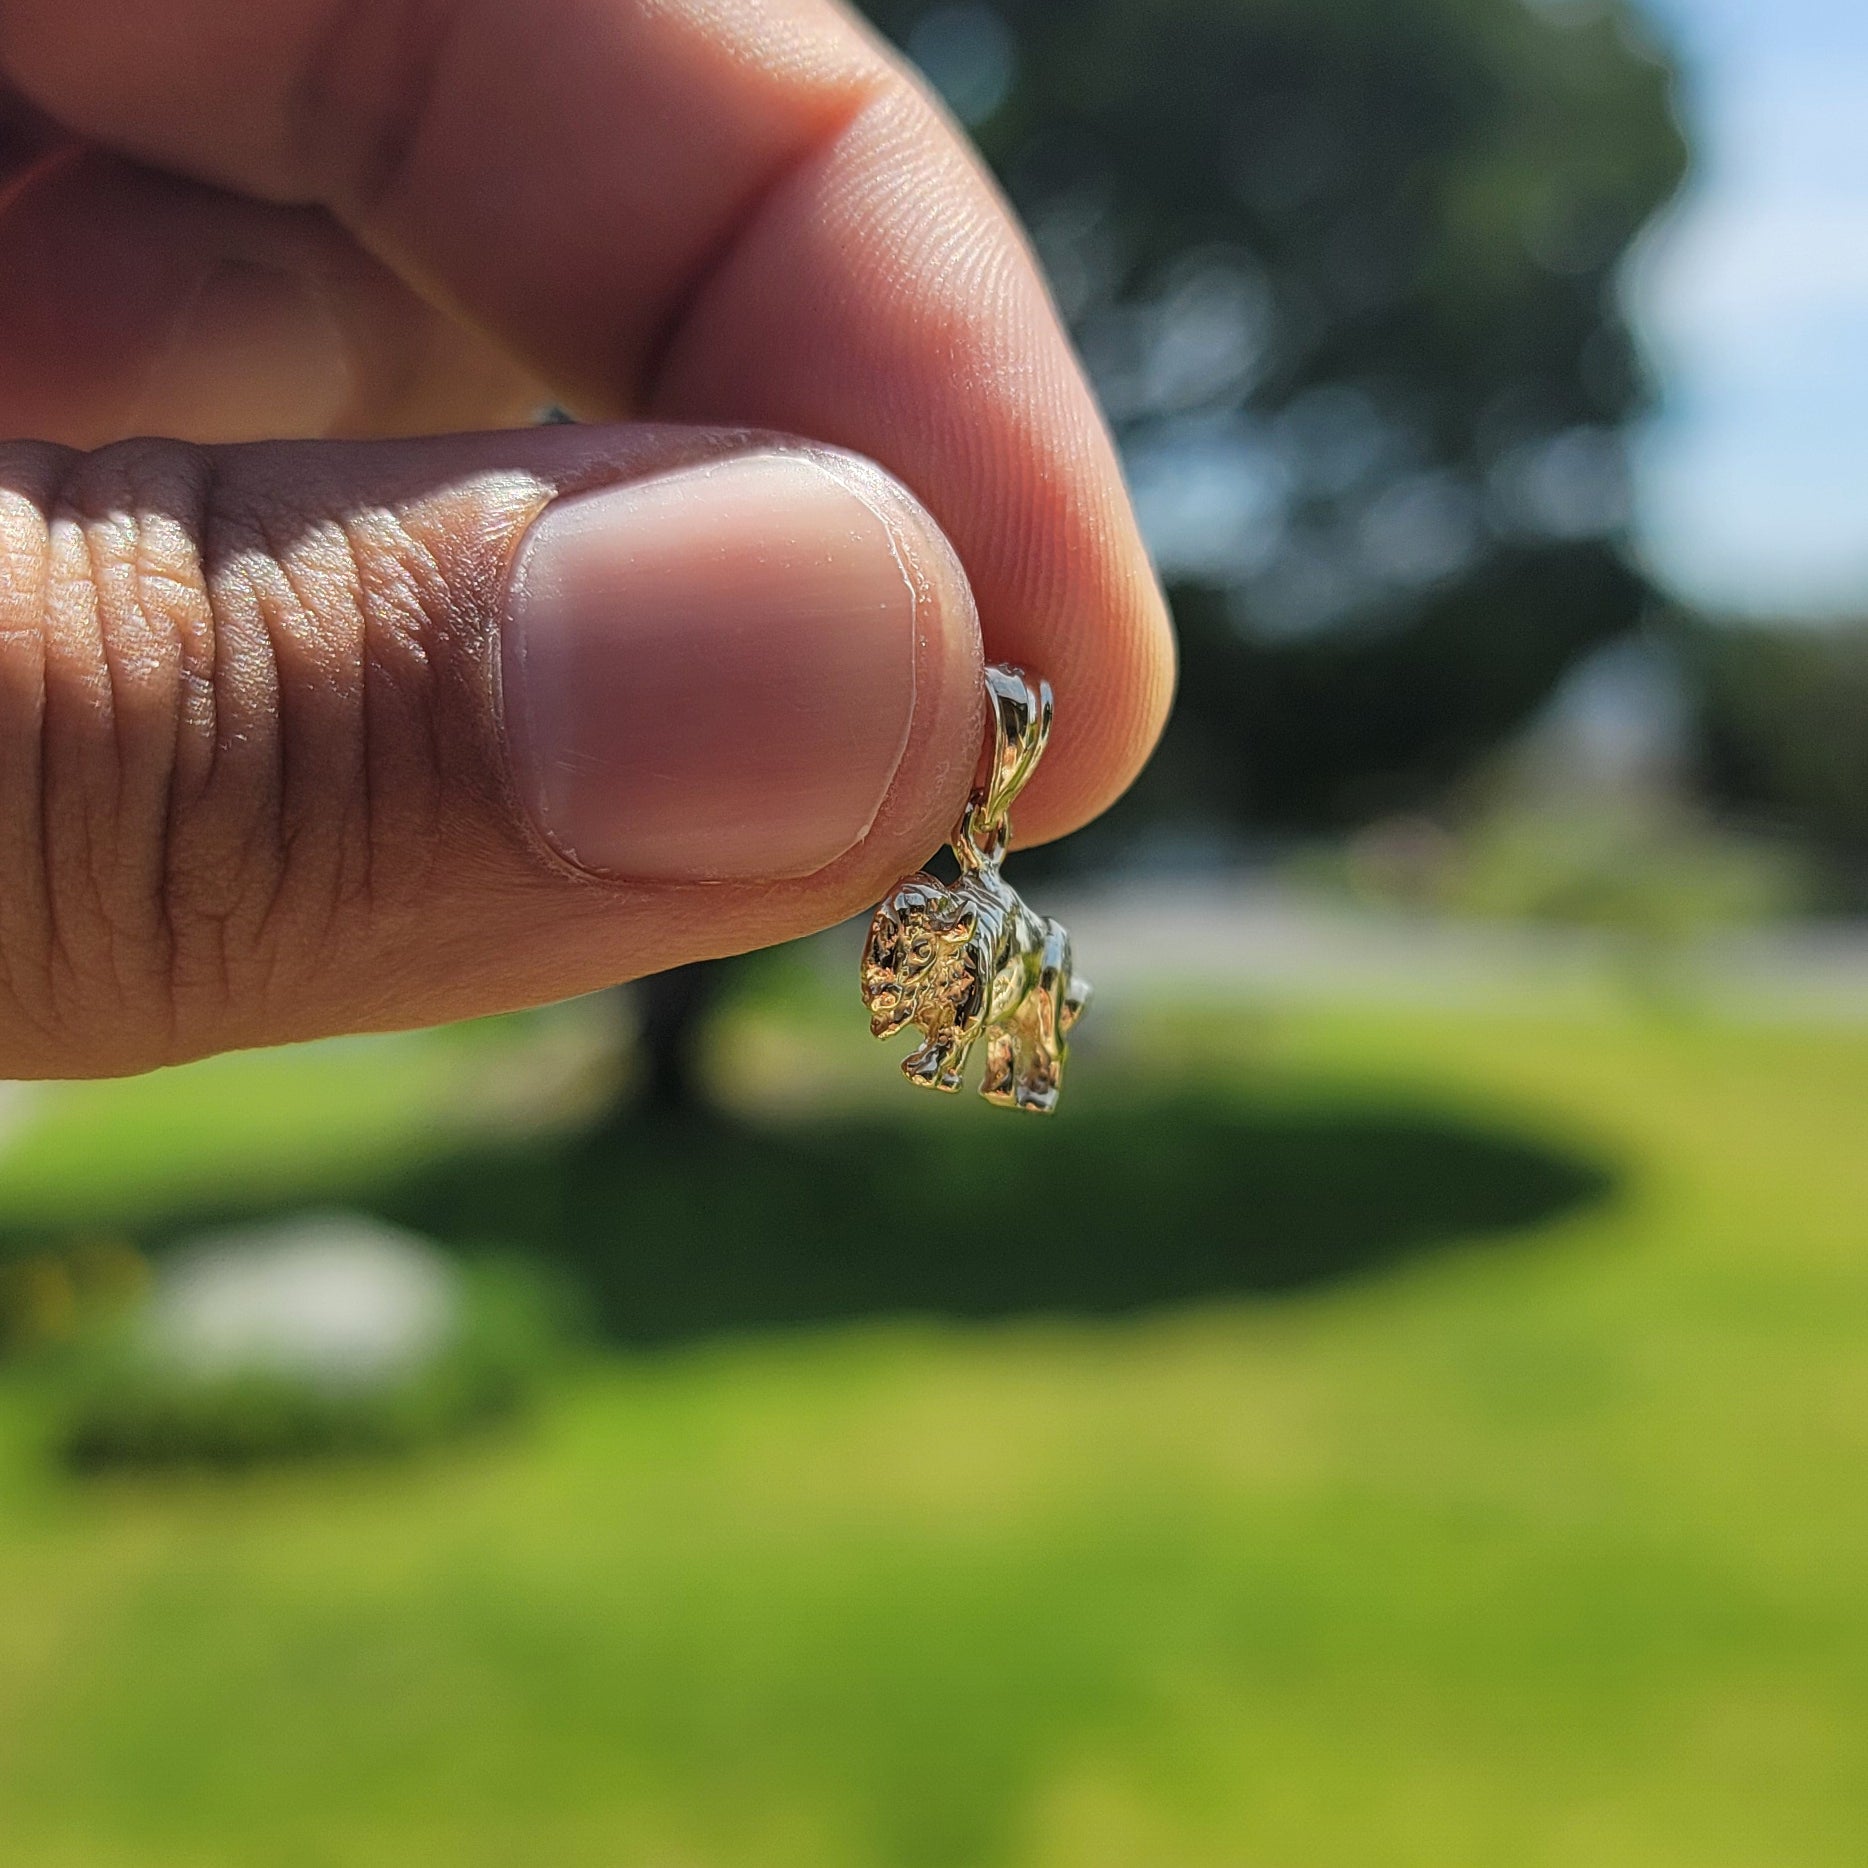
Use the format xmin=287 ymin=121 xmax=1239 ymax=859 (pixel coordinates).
xmin=0 ymin=1015 xmax=603 ymax=1232
xmin=861 ymin=0 xmax=1688 ymax=832
xmin=1679 ymin=616 xmax=1868 ymax=899
xmin=1444 ymin=803 xmax=1808 ymax=939
xmin=1329 ymin=799 xmax=1812 ymax=945
xmin=52 ymin=1258 xmax=570 ymax=1472
xmin=0 ymin=1235 xmax=147 ymax=1357
xmin=1142 ymin=554 xmax=1651 ymax=835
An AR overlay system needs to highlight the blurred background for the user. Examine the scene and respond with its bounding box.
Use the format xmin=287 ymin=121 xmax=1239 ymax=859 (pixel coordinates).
xmin=3 ymin=1 xmax=1866 ymax=1862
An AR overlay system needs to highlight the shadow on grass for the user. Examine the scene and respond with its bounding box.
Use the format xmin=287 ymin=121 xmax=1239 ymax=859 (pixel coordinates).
xmin=343 ymin=1092 xmax=1615 ymax=1346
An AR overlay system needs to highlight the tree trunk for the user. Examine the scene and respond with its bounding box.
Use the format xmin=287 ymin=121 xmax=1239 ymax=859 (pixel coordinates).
xmin=630 ymin=959 xmax=734 ymax=1118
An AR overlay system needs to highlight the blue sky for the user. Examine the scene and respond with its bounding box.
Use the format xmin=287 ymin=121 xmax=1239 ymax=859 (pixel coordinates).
xmin=1629 ymin=0 xmax=1868 ymax=616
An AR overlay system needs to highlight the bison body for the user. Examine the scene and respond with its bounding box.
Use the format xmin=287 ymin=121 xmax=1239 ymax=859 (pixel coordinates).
xmin=861 ymin=864 xmax=1090 ymax=1114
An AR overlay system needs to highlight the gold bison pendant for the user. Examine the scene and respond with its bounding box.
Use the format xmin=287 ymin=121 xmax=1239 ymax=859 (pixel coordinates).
xmin=862 ymin=666 xmax=1089 ymax=1114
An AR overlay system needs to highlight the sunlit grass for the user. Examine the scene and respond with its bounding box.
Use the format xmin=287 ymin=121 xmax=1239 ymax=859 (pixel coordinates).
xmin=0 ymin=1009 xmax=616 ymax=1233
xmin=0 ymin=989 xmax=1864 ymax=1866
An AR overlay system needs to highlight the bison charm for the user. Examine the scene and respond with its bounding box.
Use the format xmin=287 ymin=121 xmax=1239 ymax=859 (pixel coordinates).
xmin=861 ymin=666 xmax=1090 ymax=1114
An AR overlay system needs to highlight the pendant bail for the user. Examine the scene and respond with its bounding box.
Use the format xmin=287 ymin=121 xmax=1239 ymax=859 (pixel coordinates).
xmin=957 ymin=664 xmax=1053 ymax=869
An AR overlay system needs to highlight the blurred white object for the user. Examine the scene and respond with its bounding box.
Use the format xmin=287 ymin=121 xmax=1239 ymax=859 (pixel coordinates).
xmin=143 ymin=1214 xmax=461 ymax=1388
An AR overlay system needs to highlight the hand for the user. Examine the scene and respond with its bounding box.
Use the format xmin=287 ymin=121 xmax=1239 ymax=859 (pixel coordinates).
xmin=0 ymin=0 xmax=1172 ymax=1076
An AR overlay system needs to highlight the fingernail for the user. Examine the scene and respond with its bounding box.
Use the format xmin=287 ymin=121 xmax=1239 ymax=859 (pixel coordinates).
xmin=501 ymin=451 xmax=931 ymax=882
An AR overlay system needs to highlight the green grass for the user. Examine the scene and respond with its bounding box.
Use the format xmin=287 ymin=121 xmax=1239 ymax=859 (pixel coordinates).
xmin=0 ymin=1005 xmax=615 ymax=1242
xmin=0 ymin=994 xmax=1866 ymax=1865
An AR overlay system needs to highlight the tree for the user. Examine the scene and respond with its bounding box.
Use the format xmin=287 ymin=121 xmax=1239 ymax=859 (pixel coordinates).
xmin=871 ymin=0 xmax=1687 ymax=839
xmin=1676 ymin=615 xmax=1868 ymax=904
xmin=633 ymin=0 xmax=1688 ymax=1108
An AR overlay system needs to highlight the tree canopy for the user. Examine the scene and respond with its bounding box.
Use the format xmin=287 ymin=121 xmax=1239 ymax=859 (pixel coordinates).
xmin=861 ymin=0 xmax=1689 ymax=837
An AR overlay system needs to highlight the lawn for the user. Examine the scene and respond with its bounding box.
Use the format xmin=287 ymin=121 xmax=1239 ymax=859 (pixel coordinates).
xmin=0 ymin=982 xmax=1864 ymax=1867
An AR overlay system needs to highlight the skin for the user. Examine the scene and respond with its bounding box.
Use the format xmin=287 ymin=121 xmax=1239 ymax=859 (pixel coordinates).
xmin=0 ymin=0 xmax=1174 ymax=1077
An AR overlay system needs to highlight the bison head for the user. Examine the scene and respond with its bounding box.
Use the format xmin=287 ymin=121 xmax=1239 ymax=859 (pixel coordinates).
xmin=862 ymin=877 xmax=979 ymax=1038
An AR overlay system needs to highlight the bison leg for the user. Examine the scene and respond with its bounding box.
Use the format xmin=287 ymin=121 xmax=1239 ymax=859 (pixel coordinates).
xmin=1006 ymin=927 xmax=1076 ymax=1114
xmin=903 ymin=1022 xmax=972 ymax=1093
xmin=980 ymin=1000 xmax=1058 ymax=1113
xmin=1013 ymin=1004 xmax=1062 ymax=1113
xmin=978 ymin=1022 xmax=1020 ymax=1103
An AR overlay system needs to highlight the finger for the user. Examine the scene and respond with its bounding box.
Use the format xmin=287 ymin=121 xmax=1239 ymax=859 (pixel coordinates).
xmin=0 ymin=75 xmax=60 ymax=170
xmin=0 ymin=0 xmax=1174 ymax=845
xmin=0 ymin=425 xmax=981 ymax=1078
xmin=0 ymin=144 xmax=545 ymax=446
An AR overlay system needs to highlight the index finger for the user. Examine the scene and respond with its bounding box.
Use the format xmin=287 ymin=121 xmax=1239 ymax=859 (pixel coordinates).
xmin=0 ymin=0 xmax=1174 ymax=841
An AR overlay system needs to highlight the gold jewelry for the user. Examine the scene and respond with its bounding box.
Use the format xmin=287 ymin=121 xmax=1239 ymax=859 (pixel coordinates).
xmin=861 ymin=665 xmax=1089 ymax=1113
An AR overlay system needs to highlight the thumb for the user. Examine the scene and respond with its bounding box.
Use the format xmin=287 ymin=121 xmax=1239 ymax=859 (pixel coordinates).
xmin=0 ymin=426 xmax=983 ymax=1076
